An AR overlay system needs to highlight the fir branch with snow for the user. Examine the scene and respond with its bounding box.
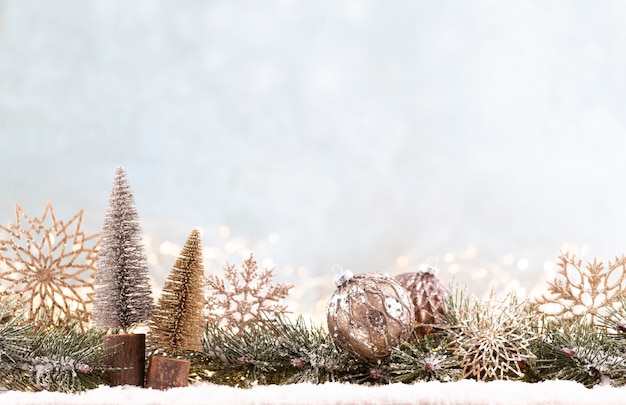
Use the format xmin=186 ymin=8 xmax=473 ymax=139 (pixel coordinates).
xmin=530 ymin=319 xmax=626 ymax=387
xmin=388 ymin=334 xmax=461 ymax=383
xmin=199 ymin=315 xmax=461 ymax=387
xmin=93 ymin=167 xmax=154 ymax=332
xmin=15 ymin=326 xmax=106 ymax=392
xmin=0 ymin=299 xmax=106 ymax=393
xmin=0 ymin=303 xmax=32 ymax=390
xmin=200 ymin=315 xmax=361 ymax=387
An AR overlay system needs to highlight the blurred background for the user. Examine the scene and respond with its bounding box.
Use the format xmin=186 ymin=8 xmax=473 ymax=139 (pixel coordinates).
xmin=2 ymin=1 xmax=626 ymax=322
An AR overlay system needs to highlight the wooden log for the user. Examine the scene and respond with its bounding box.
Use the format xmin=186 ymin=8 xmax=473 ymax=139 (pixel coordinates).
xmin=146 ymin=355 xmax=190 ymax=390
xmin=101 ymin=333 xmax=146 ymax=387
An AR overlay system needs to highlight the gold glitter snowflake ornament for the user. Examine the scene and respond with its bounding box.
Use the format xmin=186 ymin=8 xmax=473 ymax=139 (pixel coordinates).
xmin=534 ymin=252 xmax=626 ymax=325
xmin=445 ymin=290 xmax=537 ymax=381
xmin=204 ymin=253 xmax=292 ymax=335
xmin=0 ymin=202 xmax=99 ymax=329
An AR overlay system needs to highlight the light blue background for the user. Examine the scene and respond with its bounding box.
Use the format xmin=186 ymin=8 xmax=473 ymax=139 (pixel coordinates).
xmin=2 ymin=1 xmax=626 ymax=317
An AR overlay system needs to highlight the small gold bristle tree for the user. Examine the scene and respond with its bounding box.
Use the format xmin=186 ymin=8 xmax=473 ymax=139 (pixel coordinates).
xmin=149 ymin=228 xmax=205 ymax=352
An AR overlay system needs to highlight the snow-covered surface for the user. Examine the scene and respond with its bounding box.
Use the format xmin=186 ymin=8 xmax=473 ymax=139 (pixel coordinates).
xmin=2 ymin=381 xmax=626 ymax=405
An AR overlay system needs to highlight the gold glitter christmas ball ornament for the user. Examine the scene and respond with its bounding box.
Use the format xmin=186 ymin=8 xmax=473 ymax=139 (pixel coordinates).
xmin=395 ymin=264 xmax=449 ymax=337
xmin=326 ymin=271 xmax=415 ymax=359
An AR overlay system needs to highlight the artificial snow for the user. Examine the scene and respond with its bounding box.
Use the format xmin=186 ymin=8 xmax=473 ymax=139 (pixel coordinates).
xmin=2 ymin=380 xmax=626 ymax=405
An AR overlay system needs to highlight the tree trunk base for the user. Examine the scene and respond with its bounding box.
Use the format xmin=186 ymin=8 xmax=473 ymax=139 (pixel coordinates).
xmin=146 ymin=355 xmax=190 ymax=390
xmin=101 ymin=334 xmax=146 ymax=387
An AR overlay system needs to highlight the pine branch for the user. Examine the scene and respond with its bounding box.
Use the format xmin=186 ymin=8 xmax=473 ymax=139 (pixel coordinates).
xmin=262 ymin=315 xmax=363 ymax=384
xmin=530 ymin=319 xmax=626 ymax=387
xmin=597 ymin=295 xmax=626 ymax=336
xmin=0 ymin=304 xmax=32 ymax=390
xmin=15 ymin=326 xmax=107 ymax=392
xmin=198 ymin=315 xmax=463 ymax=386
xmin=0 ymin=304 xmax=30 ymax=362
xmin=0 ymin=299 xmax=107 ymax=392
xmin=198 ymin=315 xmax=374 ymax=386
xmin=387 ymin=333 xmax=461 ymax=383
xmin=200 ymin=320 xmax=288 ymax=387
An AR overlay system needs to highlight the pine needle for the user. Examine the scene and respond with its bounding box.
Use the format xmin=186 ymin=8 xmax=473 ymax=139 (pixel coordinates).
xmin=531 ymin=319 xmax=626 ymax=387
xmin=387 ymin=334 xmax=460 ymax=383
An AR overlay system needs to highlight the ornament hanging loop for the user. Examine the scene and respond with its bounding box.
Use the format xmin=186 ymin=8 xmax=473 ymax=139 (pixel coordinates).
xmin=332 ymin=264 xmax=354 ymax=286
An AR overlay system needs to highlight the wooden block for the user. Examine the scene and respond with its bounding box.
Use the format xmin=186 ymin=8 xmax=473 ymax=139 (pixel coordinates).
xmin=146 ymin=355 xmax=190 ymax=390
xmin=101 ymin=333 xmax=146 ymax=387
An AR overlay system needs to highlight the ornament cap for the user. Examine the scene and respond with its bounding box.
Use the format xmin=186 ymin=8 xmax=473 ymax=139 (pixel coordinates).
xmin=335 ymin=269 xmax=354 ymax=286
xmin=418 ymin=263 xmax=439 ymax=275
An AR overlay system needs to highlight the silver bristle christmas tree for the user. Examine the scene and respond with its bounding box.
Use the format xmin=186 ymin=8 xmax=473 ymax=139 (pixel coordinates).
xmin=93 ymin=166 xmax=154 ymax=332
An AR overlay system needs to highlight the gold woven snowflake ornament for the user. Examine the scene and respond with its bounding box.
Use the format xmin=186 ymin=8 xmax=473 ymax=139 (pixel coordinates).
xmin=204 ymin=253 xmax=292 ymax=335
xmin=0 ymin=202 xmax=99 ymax=329
xmin=534 ymin=252 xmax=626 ymax=325
xmin=445 ymin=290 xmax=537 ymax=381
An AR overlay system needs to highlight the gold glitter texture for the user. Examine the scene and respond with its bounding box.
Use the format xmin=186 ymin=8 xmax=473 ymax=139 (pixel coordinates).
xmin=0 ymin=202 xmax=98 ymax=329
xmin=204 ymin=253 xmax=292 ymax=335
xmin=534 ymin=252 xmax=626 ymax=325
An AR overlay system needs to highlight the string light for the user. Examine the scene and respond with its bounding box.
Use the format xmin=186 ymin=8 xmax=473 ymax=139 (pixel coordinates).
xmin=517 ymin=258 xmax=529 ymax=271
xmin=218 ymin=225 xmax=230 ymax=238
xmin=503 ymin=254 xmax=515 ymax=265
xmin=396 ymin=255 xmax=409 ymax=268
xmin=145 ymin=227 xmax=598 ymax=321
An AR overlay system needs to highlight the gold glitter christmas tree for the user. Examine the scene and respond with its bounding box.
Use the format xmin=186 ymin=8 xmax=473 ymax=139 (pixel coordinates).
xmin=149 ymin=228 xmax=205 ymax=352
xmin=204 ymin=253 xmax=292 ymax=335
xmin=0 ymin=202 xmax=98 ymax=329
xmin=534 ymin=252 xmax=626 ymax=325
